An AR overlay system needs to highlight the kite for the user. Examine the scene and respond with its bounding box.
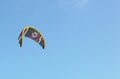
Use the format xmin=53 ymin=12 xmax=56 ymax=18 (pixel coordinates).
xmin=18 ymin=26 xmax=46 ymax=49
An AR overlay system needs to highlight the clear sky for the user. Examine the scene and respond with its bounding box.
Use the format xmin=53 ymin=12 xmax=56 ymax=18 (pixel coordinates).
xmin=0 ymin=0 xmax=120 ymax=79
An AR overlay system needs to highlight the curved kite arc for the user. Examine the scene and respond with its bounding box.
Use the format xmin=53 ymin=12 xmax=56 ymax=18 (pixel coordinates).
xmin=18 ymin=26 xmax=46 ymax=49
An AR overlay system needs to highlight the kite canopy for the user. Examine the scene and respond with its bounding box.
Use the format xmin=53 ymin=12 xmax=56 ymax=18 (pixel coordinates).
xmin=18 ymin=26 xmax=46 ymax=49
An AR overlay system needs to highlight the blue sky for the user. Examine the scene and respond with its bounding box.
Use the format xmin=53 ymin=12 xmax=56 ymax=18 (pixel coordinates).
xmin=0 ymin=0 xmax=120 ymax=79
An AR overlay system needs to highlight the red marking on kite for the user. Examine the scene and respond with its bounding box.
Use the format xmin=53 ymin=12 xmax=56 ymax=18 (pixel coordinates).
xmin=30 ymin=34 xmax=33 ymax=38
xmin=35 ymin=38 xmax=39 ymax=42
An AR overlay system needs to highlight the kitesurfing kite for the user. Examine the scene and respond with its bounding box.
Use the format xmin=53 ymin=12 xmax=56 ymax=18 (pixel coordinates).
xmin=18 ymin=26 xmax=46 ymax=49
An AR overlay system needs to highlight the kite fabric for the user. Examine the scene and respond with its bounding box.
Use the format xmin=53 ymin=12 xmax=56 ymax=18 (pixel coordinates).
xmin=18 ymin=26 xmax=46 ymax=49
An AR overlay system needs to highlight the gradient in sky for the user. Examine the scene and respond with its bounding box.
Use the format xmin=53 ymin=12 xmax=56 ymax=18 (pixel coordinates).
xmin=0 ymin=0 xmax=120 ymax=79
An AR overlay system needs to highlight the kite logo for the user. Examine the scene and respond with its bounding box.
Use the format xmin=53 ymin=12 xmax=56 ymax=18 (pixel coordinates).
xmin=30 ymin=32 xmax=42 ymax=43
xmin=32 ymin=32 xmax=38 ymax=38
